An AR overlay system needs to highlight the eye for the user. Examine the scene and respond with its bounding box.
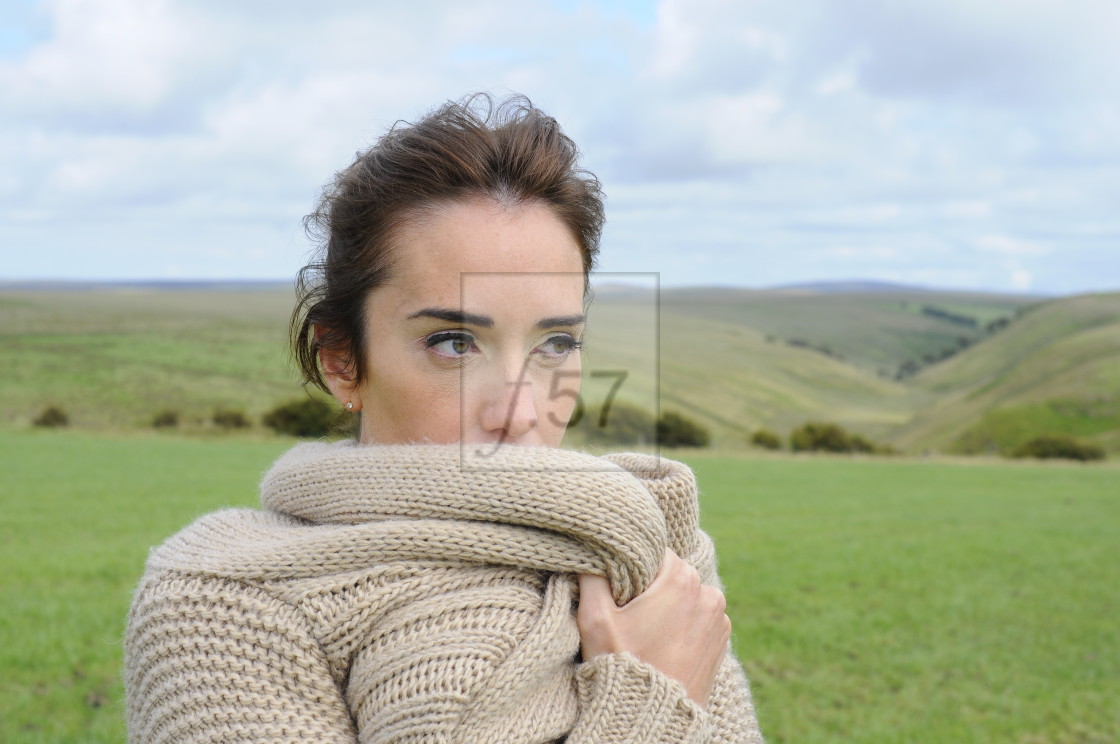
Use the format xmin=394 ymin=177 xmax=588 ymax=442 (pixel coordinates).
xmin=425 ymin=331 xmax=477 ymax=358
xmin=534 ymin=333 xmax=583 ymax=359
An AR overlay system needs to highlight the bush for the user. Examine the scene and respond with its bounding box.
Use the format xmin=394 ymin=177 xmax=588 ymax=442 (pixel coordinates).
xmin=263 ymin=398 xmax=336 ymax=438
xmin=212 ymin=408 xmax=251 ymax=430
xmin=849 ymin=433 xmax=877 ymax=454
xmin=33 ymin=406 xmax=69 ymax=428
xmin=1012 ymin=434 xmax=1105 ymax=462
xmin=790 ymin=421 xmax=852 ymax=453
xmin=788 ymin=422 xmax=893 ymax=454
xmin=580 ymin=401 xmax=656 ymax=445
xmin=151 ymin=410 xmax=180 ymax=429
xmin=750 ymin=429 xmax=782 ymax=450
xmin=656 ymin=411 xmax=710 ymax=448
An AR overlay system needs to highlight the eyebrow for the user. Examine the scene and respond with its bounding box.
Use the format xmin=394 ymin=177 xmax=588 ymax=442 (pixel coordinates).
xmin=408 ymin=308 xmax=493 ymax=327
xmin=536 ymin=314 xmax=586 ymax=329
xmin=407 ymin=308 xmax=585 ymax=330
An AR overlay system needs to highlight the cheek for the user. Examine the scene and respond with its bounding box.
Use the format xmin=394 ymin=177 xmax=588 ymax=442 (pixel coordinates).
xmin=535 ymin=363 xmax=582 ymax=426
xmin=404 ymin=378 xmax=462 ymax=440
xmin=363 ymin=364 xmax=463 ymax=443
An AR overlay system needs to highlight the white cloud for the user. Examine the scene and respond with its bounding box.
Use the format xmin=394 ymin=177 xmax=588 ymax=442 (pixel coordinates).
xmin=810 ymin=204 xmax=903 ymax=226
xmin=1009 ymin=265 xmax=1034 ymax=291
xmin=942 ymin=201 xmax=991 ymax=219
xmin=822 ymin=246 xmax=899 ymax=260
xmin=816 ymin=70 xmax=857 ymax=97
xmin=0 ymin=0 xmax=1118 ymax=293
xmin=975 ymin=235 xmax=1048 ymax=257
xmin=0 ymin=0 xmax=219 ymax=125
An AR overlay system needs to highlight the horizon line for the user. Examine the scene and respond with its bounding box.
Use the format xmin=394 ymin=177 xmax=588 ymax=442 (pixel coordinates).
xmin=0 ymin=276 xmax=1072 ymax=297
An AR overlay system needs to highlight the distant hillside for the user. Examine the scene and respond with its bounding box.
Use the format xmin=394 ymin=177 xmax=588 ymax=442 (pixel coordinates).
xmin=655 ymin=286 xmax=1035 ymax=375
xmin=3 ymin=283 xmax=939 ymax=446
xmin=3 ymin=282 xmax=1116 ymax=455
xmin=770 ymin=280 xmax=935 ymax=294
xmin=891 ymin=292 xmax=1120 ymax=454
xmin=581 ymin=297 xmax=925 ymax=447
xmin=0 ymin=285 xmax=300 ymax=429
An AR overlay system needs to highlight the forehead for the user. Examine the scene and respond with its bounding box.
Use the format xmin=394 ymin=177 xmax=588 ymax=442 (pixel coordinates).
xmin=387 ymin=199 xmax=586 ymax=307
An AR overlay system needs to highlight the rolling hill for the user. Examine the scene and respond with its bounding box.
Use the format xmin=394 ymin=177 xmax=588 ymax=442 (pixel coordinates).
xmin=581 ymin=293 xmax=927 ymax=445
xmin=891 ymin=292 xmax=1120 ymax=454
xmin=2 ymin=282 xmax=1116 ymax=455
xmin=0 ymin=284 xmax=300 ymax=429
xmin=650 ymin=285 xmax=1031 ymax=376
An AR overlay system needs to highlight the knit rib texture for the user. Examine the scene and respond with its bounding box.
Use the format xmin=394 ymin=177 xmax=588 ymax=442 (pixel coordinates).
xmin=125 ymin=442 xmax=764 ymax=743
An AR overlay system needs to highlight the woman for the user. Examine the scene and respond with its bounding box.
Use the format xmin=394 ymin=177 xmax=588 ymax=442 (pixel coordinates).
xmin=125 ymin=94 xmax=764 ymax=743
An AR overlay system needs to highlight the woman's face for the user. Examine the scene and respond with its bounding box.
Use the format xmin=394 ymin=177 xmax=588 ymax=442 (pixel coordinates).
xmin=327 ymin=198 xmax=586 ymax=447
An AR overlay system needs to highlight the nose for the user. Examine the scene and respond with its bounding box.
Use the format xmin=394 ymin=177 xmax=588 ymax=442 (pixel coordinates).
xmin=480 ymin=363 xmax=539 ymax=441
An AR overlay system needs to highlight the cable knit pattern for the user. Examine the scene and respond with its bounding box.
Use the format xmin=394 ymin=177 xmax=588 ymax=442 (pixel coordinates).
xmin=125 ymin=442 xmax=764 ymax=743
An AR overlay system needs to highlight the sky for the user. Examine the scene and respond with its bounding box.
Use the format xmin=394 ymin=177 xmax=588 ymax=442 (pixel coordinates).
xmin=1 ymin=0 xmax=1118 ymax=294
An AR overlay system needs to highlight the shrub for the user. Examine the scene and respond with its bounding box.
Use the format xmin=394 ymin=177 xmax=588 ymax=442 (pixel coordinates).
xmin=790 ymin=421 xmax=852 ymax=453
xmin=212 ymin=408 xmax=251 ymax=430
xmin=894 ymin=359 xmax=922 ymax=380
xmin=1012 ymin=434 xmax=1105 ymax=462
xmin=849 ymin=433 xmax=877 ymax=454
xmin=582 ymin=401 xmax=656 ymax=446
xmin=263 ymin=398 xmax=335 ymax=438
xmin=986 ymin=316 xmax=1011 ymax=334
xmin=788 ymin=422 xmax=892 ymax=454
xmin=33 ymin=406 xmax=69 ymax=428
xmin=656 ymin=411 xmax=710 ymax=448
xmin=920 ymin=305 xmax=978 ymax=328
xmin=750 ymin=428 xmax=782 ymax=450
xmin=152 ymin=410 xmax=180 ymax=429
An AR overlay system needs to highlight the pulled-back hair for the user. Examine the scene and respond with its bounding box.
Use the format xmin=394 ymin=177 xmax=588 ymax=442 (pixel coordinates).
xmin=291 ymin=93 xmax=605 ymax=394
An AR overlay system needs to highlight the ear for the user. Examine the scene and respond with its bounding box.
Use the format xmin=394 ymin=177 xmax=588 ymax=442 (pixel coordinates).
xmin=319 ymin=346 xmax=362 ymax=412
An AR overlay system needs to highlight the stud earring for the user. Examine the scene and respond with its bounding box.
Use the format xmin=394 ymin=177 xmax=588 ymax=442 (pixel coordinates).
xmin=346 ymin=401 xmax=354 ymax=410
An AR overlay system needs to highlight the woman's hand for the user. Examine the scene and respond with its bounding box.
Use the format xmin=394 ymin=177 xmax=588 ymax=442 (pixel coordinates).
xmin=577 ymin=549 xmax=731 ymax=707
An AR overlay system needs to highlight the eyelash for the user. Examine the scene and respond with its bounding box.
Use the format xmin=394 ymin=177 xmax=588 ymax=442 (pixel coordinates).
xmin=424 ymin=331 xmax=477 ymax=358
xmin=422 ymin=331 xmax=584 ymax=360
xmin=536 ymin=334 xmax=584 ymax=358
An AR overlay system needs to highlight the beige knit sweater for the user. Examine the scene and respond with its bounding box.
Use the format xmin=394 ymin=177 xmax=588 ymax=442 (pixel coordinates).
xmin=125 ymin=442 xmax=764 ymax=743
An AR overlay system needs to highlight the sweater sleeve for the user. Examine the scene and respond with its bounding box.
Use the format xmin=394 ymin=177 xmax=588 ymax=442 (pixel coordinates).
xmin=569 ymin=451 xmax=766 ymax=744
xmin=707 ymin=647 xmax=766 ymax=743
xmin=124 ymin=571 xmax=357 ymax=744
xmin=567 ymin=526 xmax=765 ymax=744
xmin=599 ymin=455 xmax=765 ymax=743
xmin=568 ymin=652 xmax=712 ymax=743
xmin=691 ymin=533 xmax=767 ymax=744
xmin=569 ymin=645 xmax=763 ymax=744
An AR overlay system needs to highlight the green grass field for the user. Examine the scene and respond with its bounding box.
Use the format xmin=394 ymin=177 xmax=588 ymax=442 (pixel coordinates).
xmin=0 ymin=429 xmax=290 ymax=744
xmin=2 ymin=430 xmax=1116 ymax=743
xmin=691 ymin=453 xmax=1119 ymax=743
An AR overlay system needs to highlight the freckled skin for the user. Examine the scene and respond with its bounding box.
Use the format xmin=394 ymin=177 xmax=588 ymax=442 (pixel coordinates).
xmin=324 ymin=198 xmax=586 ymax=446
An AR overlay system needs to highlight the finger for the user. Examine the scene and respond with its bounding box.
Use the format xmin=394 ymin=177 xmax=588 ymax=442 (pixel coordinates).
xmin=577 ymin=573 xmax=614 ymax=612
xmin=650 ymin=548 xmax=680 ymax=584
xmin=657 ymin=550 xmax=701 ymax=598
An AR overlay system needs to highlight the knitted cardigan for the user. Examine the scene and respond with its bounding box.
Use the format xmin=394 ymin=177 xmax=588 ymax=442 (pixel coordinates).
xmin=124 ymin=442 xmax=764 ymax=743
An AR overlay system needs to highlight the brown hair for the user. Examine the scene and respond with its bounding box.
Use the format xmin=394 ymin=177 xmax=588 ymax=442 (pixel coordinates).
xmin=291 ymin=93 xmax=605 ymax=394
